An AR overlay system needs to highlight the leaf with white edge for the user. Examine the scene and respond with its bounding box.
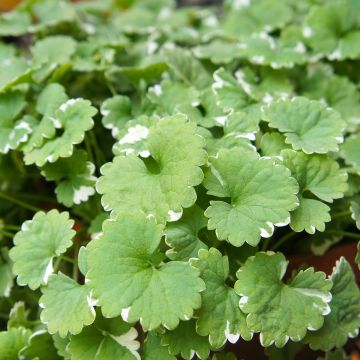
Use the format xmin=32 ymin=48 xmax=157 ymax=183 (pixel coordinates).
xmin=9 ymin=210 xmax=75 ymax=290
xmin=161 ymin=320 xmax=210 ymax=360
xmin=0 ymin=91 xmax=30 ymax=154
xmin=341 ymin=134 xmax=360 ymax=171
xmin=163 ymin=46 xmax=212 ymax=91
xmin=302 ymin=72 xmax=360 ymax=132
xmin=39 ymin=272 xmax=96 ymax=337
xmin=222 ymin=0 xmax=292 ymax=39
xmin=143 ymin=333 xmax=176 ymax=360
xmin=290 ymin=197 xmax=330 ymax=234
xmin=98 ymin=114 xmax=207 ymax=222
xmin=303 ymin=257 xmax=360 ymax=351
xmin=212 ymin=68 xmax=251 ymax=113
xmin=101 ymin=95 xmax=133 ymax=139
xmin=23 ymin=83 xmax=68 ymax=153
xmin=68 ymin=315 xmax=140 ymax=360
xmin=262 ymin=97 xmax=346 ymax=154
xmin=350 ymin=197 xmax=360 ymax=230
xmin=41 ymin=150 xmax=96 ymax=207
xmin=113 ymin=115 xmax=158 ymax=157
xmin=165 ymin=205 xmax=207 ymax=262
xmin=260 ymin=132 xmax=291 ymax=157
xmin=148 ymin=80 xmax=200 ymax=115
xmin=31 ymin=35 xmax=76 ymax=82
xmin=282 ymin=149 xmax=348 ymax=233
xmin=223 ymin=110 xmax=260 ymax=141
xmin=0 ymin=327 xmax=31 ymax=360
xmin=235 ymin=252 xmax=333 ymax=347
xmin=0 ymin=247 xmax=13 ymax=297
xmin=200 ymin=127 xmax=256 ymax=157
xmin=238 ymin=34 xmax=307 ymax=69
xmin=24 ymin=98 xmax=97 ymax=166
xmin=190 ymin=248 xmax=252 ymax=348
xmin=20 ymin=329 xmax=60 ymax=360
xmin=204 ymin=148 xmax=299 ymax=246
xmin=305 ymin=1 xmax=360 ymax=60
xmin=87 ymin=213 xmax=205 ymax=330
xmin=8 ymin=301 xmax=29 ymax=329
xmin=0 ymin=11 xmax=31 ymax=36
xmin=53 ymin=334 xmax=70 ymax=359
xmin=0 ymin=56 xmax=31 ymax=92
xmin=193 ymin=39 xmax=242 ymax=64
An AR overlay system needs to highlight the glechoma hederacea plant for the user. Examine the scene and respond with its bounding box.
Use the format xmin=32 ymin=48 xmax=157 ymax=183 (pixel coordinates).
xmin=0 ymin=0 xmax=359 ymax=358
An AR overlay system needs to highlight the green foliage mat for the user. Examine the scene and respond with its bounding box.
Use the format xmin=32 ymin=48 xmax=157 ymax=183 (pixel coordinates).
xmin=0 ymin=0 xmax=359 ymax=358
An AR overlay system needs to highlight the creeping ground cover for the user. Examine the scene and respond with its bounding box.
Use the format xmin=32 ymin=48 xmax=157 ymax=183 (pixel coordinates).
xmin=0 ymin=0 xmax=360 ymax=358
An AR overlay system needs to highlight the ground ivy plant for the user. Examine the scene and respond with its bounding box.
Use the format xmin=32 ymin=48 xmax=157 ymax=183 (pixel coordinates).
xmin=0 ymin=0 xmax=359 ymax=359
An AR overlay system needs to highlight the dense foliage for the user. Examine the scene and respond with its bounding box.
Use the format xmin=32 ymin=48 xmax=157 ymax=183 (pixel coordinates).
xmin=0 ymin=0 xmax=359 ymax=358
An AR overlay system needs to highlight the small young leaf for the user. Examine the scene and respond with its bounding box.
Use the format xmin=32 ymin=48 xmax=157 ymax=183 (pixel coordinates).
xmin=39 ymin=272 xmax=96 ymax=337
xmin=303 ymin=257 xmax=360 ymax=351
xmin=263 ymin=97 xmax=346 ymax=154
xmin=190 ymin=248 xmax=252 ymax=348
xmin=235 ymin=252 xmax=333 ymax=347
xmin=204 ymin=148 xmax=299 ymax=246
xmin=10 ymin=210 xmax=75 ymax=290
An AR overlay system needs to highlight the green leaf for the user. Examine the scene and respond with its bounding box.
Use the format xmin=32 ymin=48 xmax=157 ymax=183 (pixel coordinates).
xmin=52 ymin=334 xmax=70 ymax=359
xmin=204 ymin=148 xmax=299 ymax=246
xmin=0 ymin=247 xmax=13 ymax=297
xmin=193 ymin=39 xmax=241 ymax=64
xmin=282 ymin=149 xmax=348 ymax=233
xmin=24 ymin=98 xmax=97 ymax=166
xmin=0 ymin=56 xmax=31 ymax=92
xmin=23 ymin=83 xmax=68 ymax=153
xmin=101 ymin=95 xmax=133 ymax=138
xmin=147 ymin=80 xmax=199 ymax=115
xmin=212 ymin=68 xmax=251 ymax=113
xmin=262 ymin=97 xmax=346 ymax=154
xmin=10 ymin=210 xmax=75 ymax=290
xmin=20 ymin=330 xmax=60 ymax=360
xmin=163 ymin=46 xmax=212 ymax=90
xmin=190 ymin=248 xmax=252 ymax=348
xmin=0 ymin=91 xmax=30 ymax=154
xmin=235 ymin=252 xmax=333 ymax=347
xmin=161 ymin=320 xmax=210 ymax=360
xmin=8 ymin=302 xmax=29 ymax=329
xmin=238 ymin=35 xmax=307 ymax=68
xmin=68 ymin=316 xmax=140 ymax=360
xmin=0 ymin=327 xmax=31 ymax=360
xmin=31 ymin=36 xmax=77 ymax=82
xmin=305 ymin=1 xmax=360 ymax=60
xmin=143 ymin=333 xmax=176 ymax=360
xmin=39 ymin=272 xmax=96 ymax=337
xmin=350 ymin=196 xmax=360 ymax=230
xmin=341 ymin=133 xmax=360 ymax=171
xmin=304 ymin=257 xmax=360 ymax=351
xmin=41 ymin=150 xmax=96 ymax=207
xmin=222 ymin=0 xmax=292 ymax=38
xmin=0 ymin=11 xmax=31 ymax=36
xmin=289 ymin=197 xmax=331 ymax=234
xmin=260 ymin=132 xmax=290 ymax=157
xmin=97 ymin=114 xmax=207 ymax=222
xmin=87 ymin=213 xmax=205 ymax=330
xmin=165 ymin=205 xmax=207 ymax=262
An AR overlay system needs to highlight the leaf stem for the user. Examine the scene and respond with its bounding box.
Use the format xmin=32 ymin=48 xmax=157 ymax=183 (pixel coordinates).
xmin=3 ymin=225 xmax=21 ymax=231
xmin=331 ymin=210 xmax=351 ymax=219
xmin=0 ymin=230 xmax=15 ymax=238
xmin=326 ymin=230 xmax=360 ymax=239
xmin=261 ymin=237 xmax=271 ymax=251
xmin=271 ymin=231 xmax=297 ymax=251
xmin=0 ymin=192 xmax=41 ymax=212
